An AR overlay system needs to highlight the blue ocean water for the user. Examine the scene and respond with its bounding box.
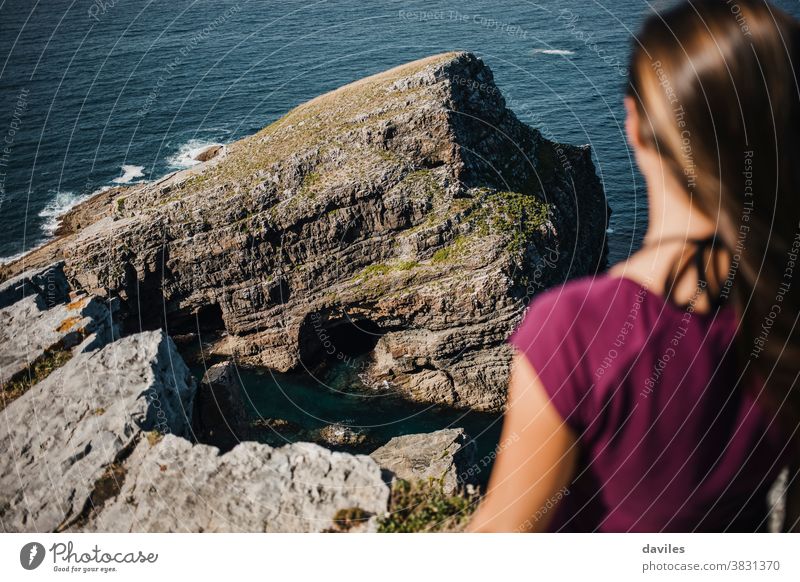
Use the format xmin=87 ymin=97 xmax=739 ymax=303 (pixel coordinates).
xmin=1 ymin=0 xmax=798 ymax=264
xmin=228 ymin=363 xmax=503 ymax=478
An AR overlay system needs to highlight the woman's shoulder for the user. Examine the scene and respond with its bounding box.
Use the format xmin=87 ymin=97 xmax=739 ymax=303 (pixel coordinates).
xmin=515 ymin=272 xmax=735 ymax=364
xmin=511 ymin=273 xmax=661 ymax=366
xmin=515 ymin=275 xmax=622 ymax=346
xmin=510 ymin=274 xmax=653 ymax=430
xmin=528 ymin=273 xmax=650 ymax=322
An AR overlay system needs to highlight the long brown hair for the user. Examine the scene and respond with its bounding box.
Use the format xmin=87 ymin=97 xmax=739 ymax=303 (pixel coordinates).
xmin=627 ymin=0 xmax=800 ymax=450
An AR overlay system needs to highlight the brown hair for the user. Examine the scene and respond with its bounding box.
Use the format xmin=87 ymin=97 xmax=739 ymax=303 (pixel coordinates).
xmin=627 ymin=0 xmax=800 ymax=450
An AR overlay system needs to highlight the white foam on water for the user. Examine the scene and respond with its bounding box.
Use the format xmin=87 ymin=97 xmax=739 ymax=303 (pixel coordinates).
xmin=0 ymin=249 xmax=31 ymax=266
xmin=531 ymin=48 xmax=576 ymax=56
xmin=1 ymin=186 xmax=115 ymax=265
xmin=39 ymin=185 xmax=113 ymax=236
xmin=112 ymin=164 xmax=145 ymax=184
xmin=167 ymin=140 xmax=224 ymax=168
xmin=39 ymin=190 xmax=84 ymax=235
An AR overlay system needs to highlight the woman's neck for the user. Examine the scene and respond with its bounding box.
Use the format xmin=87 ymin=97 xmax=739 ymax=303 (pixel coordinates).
xmin=643 ymin=156 xmax=717 ymax=243
xmin=610 ymin=163 xmax=722 ymax=309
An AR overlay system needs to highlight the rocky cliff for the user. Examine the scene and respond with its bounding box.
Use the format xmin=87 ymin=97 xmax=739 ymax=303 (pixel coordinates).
xmin=2 ymin=52 xmax=608 ymax=413
xmin=0 ymin=264 xmax=477 ymax=532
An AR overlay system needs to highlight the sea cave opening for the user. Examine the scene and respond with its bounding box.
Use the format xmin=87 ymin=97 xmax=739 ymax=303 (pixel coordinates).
xmin=159 ymin=301 xmax=225 ymax=338
xmin=195 ymin=303 xmax=225 ymax=332
xmin=298 ymin=310 xmax=383 ymax=369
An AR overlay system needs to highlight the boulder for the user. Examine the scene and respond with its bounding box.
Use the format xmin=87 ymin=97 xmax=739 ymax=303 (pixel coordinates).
xmin=192 ymin=144 xmax=223 ymax=162
xmin=316 ymin=422 xmax=368 ymax=448
xmin=74 ymin=435 xmax=390 ymax=533
xmin=0 ymin=330 xmax=195 ymax=532
xmin=370 ymin=428 xmax=477 ymax=494
xmin=0 ymin=261 xmax=68 ymax=309
xmin=0 ymin=292 xmax=116 ymax=391
xmin=192 ymin=360 xmax=249 ymax=451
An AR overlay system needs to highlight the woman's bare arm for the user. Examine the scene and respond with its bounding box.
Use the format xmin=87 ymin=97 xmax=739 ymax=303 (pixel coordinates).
xmin=785 ymin=464 xmax=800 ymax=532
xmin=468 ymin=353 xmax=579 ymax=532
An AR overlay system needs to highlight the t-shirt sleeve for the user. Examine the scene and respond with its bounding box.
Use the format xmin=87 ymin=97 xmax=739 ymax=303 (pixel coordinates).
xmin=509 ymin=285 xmax=595 ymax=434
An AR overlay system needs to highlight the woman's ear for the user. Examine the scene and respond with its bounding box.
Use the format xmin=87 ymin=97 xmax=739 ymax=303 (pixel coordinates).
xmin=624 ymin=95 xmax=643 ymax=151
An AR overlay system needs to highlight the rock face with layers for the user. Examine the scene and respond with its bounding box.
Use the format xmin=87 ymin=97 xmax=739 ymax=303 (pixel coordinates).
xmin=40 ymin=52 xmax=607 ymax=412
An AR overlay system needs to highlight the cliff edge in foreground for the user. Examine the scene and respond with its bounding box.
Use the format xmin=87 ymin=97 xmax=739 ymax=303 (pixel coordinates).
xmin=3 ymin=52 xmax=609 ymax=411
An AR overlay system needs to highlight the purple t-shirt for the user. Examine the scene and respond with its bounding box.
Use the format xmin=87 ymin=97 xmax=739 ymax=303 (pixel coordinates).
xmin=510 ymin=275 xmax=789 ymax=532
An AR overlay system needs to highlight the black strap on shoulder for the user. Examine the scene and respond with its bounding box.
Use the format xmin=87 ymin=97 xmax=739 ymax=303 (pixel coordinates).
xmin=690 ymin=235 xmax=727 ymax=310
xmin=642 ymin=235 xmax=729 ymax=311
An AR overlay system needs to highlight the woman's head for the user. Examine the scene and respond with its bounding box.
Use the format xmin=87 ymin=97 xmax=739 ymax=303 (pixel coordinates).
xmin=627 ymin=1 xmax=800 ymax=445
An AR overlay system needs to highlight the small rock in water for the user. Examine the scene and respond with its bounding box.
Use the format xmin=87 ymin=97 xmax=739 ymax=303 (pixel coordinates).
xmin=317 ymin=422 xmax=368 ymax=448
xmin=252 ymin=417 xmax=301 ymax=432
xmin=192 ymin=144 xmax=223 ymax=162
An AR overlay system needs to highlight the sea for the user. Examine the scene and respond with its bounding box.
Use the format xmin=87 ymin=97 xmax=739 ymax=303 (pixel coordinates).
xmin=2 ymin=0 xmax=799 ymax=460
xmin=3 ymin=0 xmax=800 ymax=262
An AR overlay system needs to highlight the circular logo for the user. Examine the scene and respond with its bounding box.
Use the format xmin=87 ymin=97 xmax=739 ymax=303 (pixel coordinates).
xmin=19 ymin=542 xmax=46 ymax=570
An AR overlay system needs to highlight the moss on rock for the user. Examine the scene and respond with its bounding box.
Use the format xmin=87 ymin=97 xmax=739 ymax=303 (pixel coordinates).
xmin=469 ymin=190 xmax=552 ymax=254
xmin=377 ymin=478 xmax=479 ymax=533
xmin=1 ymin=345 xmax=73 ymax=412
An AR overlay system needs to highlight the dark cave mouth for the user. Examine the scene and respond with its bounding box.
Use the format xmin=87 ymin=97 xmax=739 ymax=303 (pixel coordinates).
xmin=298 ymin=312 xmax=384 ymax=369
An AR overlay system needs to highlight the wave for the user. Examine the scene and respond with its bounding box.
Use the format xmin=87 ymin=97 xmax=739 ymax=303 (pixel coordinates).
xmin=39 ymin=191 xmax=83 ymax=236
xmin=0 ymin=140 xmax=217 ymax=264
xmin=112 ymin=164 xmax=145 ymax=184
xmin=0 ymin=186 xmax=114 ymax=265
xmin=167 ymin=139 xmax=224 ymax=169
xmin=2 ymin=140 xmax=219 ymax=265
xmin=39 ymin=187 xmax=112 ymax=236
xmin=531 ymin=48 xmax=575 ymax=56
xmin=0 ymin=249 xmax=31 ymax=266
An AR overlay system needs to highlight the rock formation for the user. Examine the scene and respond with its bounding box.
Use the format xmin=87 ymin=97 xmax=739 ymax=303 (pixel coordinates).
xmin=192 ymin=360 xmax=249 ymax=451
xmin=2 ymin=52 xmax=608 ymax=413
xmin=0 ymin=328 xmax=195 ymax=532
xmin=74 ymin=436 xmax=390 ymax=533
xmin=370 ymin=428 xmax=476 ymax=494
xmin=0 ymin=52 xmax=612 ymax=532
xmin=316 ymin=422 xmax=369 ymax=448
xmin=0 ymin=265 xmax=476 ymax=533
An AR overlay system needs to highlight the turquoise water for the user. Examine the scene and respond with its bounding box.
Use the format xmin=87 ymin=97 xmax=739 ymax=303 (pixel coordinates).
xmin=6 ymin=0 xmax=799 ymax=262
xmin=193 ymin=359 xmax=502 ymax=483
